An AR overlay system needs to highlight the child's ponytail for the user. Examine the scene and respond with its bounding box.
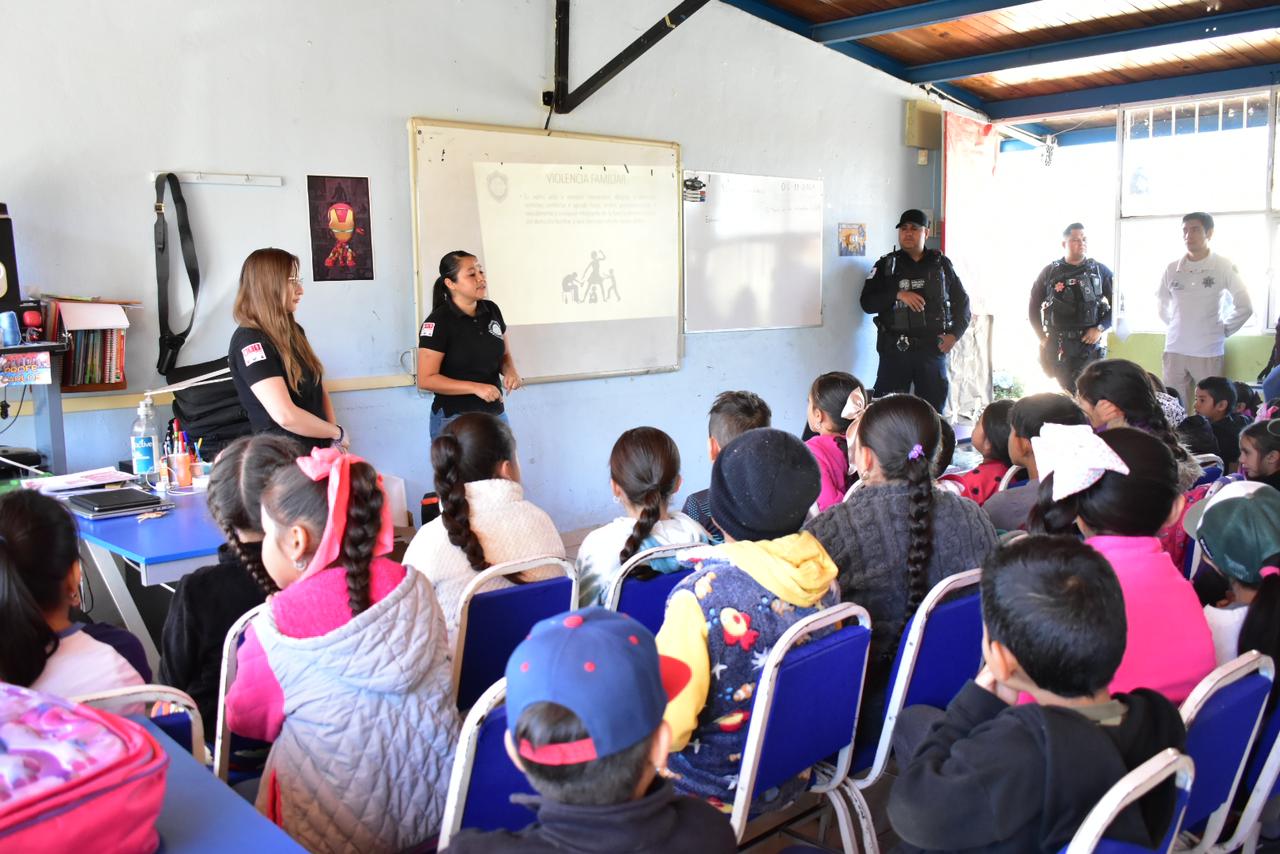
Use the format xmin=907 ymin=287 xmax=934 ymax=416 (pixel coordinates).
xmin=432 ymin=412 xmax=518 ymax=573
xmin=609 ymin=427 xmax=682 ymax=565
xmin=0 ymin=490 xmax=81 ymax=686
xmin=338 ymin=461 xmax=383 ymax=616
xmin=855 ymin=394 xmax=939 ymax=617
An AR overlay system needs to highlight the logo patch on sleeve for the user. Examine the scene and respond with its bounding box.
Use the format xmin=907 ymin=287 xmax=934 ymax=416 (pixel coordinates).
xmin=241 ymin=343 xmax=266 ymax=366
xmin=420 ymin=321 xmax=435 ymax=337
xmin=489 ymin=320 xmax=503 ymax=339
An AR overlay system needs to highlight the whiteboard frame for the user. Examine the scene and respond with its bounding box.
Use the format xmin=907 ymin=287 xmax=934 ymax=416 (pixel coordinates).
xmin=407 ymin=117 xmax=684 ymax=385
xmin=681 ymin=169 xmax=825 ymax=335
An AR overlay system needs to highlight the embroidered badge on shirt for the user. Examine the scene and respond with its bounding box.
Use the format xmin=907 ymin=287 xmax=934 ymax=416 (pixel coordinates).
xmin=1203 ymin=276 xmax=1215 ymax=288
xmin=241 ymin=343 xmax=266 ymax=366
xmin=489 ymin=320 xmax=503 ymax=339
xmin=420 ymin=321 xmax=435 ymax=337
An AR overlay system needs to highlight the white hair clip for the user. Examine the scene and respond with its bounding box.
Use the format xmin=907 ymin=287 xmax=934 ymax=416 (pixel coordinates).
xmin=1030 ymin=423 xmax=1130 ymax=502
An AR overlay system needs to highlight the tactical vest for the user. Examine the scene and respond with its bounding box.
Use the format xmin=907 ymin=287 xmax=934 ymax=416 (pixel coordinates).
xmin=886 ymin=251 xmax=953 ymax=337
xmin=1041 ymin=260 xmax=1106 ymax=332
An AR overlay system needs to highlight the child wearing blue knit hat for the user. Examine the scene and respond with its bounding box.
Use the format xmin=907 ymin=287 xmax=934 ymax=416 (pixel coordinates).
xmin=655 ymin=427 xmax=840 ymax=814
xmin=444 ymin=608 xmax=735 ymax=853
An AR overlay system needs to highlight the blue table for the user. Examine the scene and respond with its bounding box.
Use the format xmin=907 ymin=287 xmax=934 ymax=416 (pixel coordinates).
xmin=136 ymin=717 xmax=303 ymax=853
xmin=78 ymin=490 xmax=225 ymax=672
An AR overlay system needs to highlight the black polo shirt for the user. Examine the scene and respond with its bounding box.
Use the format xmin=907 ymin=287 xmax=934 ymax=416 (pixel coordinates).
xmin=419 ymin=298 xmax=506 ymax=416
xmin=228 ymin=325 xmax=328 ymax=452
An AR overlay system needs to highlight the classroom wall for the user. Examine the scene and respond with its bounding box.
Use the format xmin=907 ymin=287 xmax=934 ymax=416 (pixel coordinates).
xmin=1106 ymin=333 xmax=1273 ymax=385
xmin=1 ymin=0 xmax=936 ymax=530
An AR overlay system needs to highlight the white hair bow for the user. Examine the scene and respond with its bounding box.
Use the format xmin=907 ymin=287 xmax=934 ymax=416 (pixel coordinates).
xmin=1030 ymin=423 xmax=1130 ymax=502
xmin=841 ymin=387 xmax=868 ymax=422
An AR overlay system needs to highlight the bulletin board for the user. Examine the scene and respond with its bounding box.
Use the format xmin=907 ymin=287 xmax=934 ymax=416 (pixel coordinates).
xmin=408 ymin=118 xmax=683 ymax=382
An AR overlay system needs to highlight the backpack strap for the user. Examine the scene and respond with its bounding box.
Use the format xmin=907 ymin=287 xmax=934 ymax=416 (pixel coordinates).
xmin=154 ymin=173 xmax=201 ymax=376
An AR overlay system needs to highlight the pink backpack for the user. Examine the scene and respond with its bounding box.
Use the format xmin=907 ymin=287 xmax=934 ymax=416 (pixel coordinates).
xmin=0 ymin=682 xmax=168 ymax=853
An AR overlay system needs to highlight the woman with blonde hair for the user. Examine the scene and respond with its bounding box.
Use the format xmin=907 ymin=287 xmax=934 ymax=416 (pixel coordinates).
xmin=228 ymin=248 xmax=345 ymax=452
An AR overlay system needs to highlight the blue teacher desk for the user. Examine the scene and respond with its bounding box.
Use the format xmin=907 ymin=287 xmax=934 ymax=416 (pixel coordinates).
xmin=135 ymin=716 xmax=303 ymax=853
xmin=78 ymin=490 xmax=224 ymax=674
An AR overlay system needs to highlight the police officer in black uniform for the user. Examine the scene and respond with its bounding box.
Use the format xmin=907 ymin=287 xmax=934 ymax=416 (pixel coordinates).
xmin=1029 ymin=222 xmax=1113 ymax=392
xmin=860 ymin=209 xmax=970 ymax=413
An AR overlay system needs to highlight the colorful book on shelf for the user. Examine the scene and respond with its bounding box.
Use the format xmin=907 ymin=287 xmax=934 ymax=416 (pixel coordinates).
xmin=54 ymin=301 xmax=130 ymax=390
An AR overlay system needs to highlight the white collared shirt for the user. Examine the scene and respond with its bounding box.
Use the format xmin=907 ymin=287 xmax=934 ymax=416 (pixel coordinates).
xmin=1156 ymin=252 xmax=1252 ymax=357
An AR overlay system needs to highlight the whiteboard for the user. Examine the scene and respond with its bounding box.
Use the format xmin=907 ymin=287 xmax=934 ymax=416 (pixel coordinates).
xmin=409 ymin=119 xmax=682 ymax=383
xmin=682 ymin=170 xmax=823 ymax=333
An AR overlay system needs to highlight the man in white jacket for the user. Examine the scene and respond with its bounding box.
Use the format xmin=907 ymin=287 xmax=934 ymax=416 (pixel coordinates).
xmin=1158 ymin=211 xmax=1252 ymax=406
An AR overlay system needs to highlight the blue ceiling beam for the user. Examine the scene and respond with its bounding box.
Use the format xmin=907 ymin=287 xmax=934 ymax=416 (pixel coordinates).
xmin=905 ymin=7 xmax=1280 ymax=84
xmin=811 ymin=0 xmax=1039 ymax=43
xmin=720 ymin=0 xmax=987 ymax=112
xmin=984 ymin=63 xmax=1280 ymax=120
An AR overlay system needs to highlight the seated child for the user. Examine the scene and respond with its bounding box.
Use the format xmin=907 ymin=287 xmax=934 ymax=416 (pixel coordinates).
xmin=657 ymin=428 xmax=838 ymax=812
xmin=983 ymin=393 xmax=1088 ymax=533
xmin=1186 ymin=481 xmax=1280 ymax=665
xmin=806 ymin=394 xmax=998 ymax=749
xmin=1235 ymin=381 xmax=1262 ymax=421
xmin=1176 ymin=413 xmax=1220 ymax=457
xmin=940 ymin=399 xmax=1014 ymax=505
xmin=804 ymin=371 xmax=864 ymax=511
xmin=160 ymin=434 xmax=299 ymax=725
xmin=1195 ymin=376 xmax=1241 ymax=471
xmin=0 ymin=490 xmax=147 ymax=698
xmin=225 ymin=447 xmax=459 ymax=852
xmin=1148 ymin=370 xmax=1186 ymax=426
xmin=444 ymin=608 xmax=736 ymax=852
xmin=403 ymin=412 xmax=565 ymax=648
xmin=576 ymin=427 xmax=709 ymax=606
xmin=1239 ymin=418 xmax=1280 ymax=490
xmin=888 ymin=536 xmax=1187 ymax=853
xmin=682 ymin=390 xmax=772 ymax=543
xmin=1028 ymin=424 xmax=1216 ymax=702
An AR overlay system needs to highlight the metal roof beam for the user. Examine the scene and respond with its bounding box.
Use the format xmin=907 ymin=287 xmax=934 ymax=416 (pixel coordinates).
xmin=812 ymin=0 xmax=1039 ymax=44
xmin=983 ymin=63 xmax=1280 ymax=121
xmin=906 ymin=7 xmax=1280 ymax=84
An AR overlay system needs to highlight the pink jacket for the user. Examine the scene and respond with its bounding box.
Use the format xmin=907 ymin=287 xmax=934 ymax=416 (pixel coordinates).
xmin=807 ymin=434 xmax=851 ymax=512
xmin=225 ymin=557 xmax=408 ymax=740
xmin=1086 ymin=535 xmax=1217 ymax=704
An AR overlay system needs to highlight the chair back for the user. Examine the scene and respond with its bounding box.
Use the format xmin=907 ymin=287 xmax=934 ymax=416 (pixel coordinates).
xmin=1060 ymin=749 xmax=1195 ymax=854
xmin=857 ymin=569 xmax=983 ymax=784
xmin=438 ymin=680 xmax=536 ymax=850
xmin=453 ymin=556 xmax=577 ymax=710
xmin=1215 ymin=702 xmax=1280 ymax=852
xmin=730 ymin=603 xmax=872 ymax=840
xmin=997 ymin=465 xmax=1026 ymax=492
xmin=72 ymin=684 xmax=208 ymax=766
xmin=1193 ymin=453 xmax=1225 ymax=471
xmin=1193 ymin=466 xmax=1223 ymax=488
xmin=602 ymin=542 xmax=702 ymax=633
xmin=1178 ymin=651 xmax=1275 ymax=851
xmin=843 ymin=478 xmax=864 ymax=502
xmin=213 ymin=603 xmax=267 ymax=781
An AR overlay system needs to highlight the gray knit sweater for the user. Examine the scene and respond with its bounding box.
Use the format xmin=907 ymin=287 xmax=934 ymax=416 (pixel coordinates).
xmin=803 ymin=482 xmax=999 ymax=747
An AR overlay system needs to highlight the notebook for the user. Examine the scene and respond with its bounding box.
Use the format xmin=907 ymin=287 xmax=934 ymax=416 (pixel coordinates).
xmin=67 ymin=488 xmax=173 ymax=520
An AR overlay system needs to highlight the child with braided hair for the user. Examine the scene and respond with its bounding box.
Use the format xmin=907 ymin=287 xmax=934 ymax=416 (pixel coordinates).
xmin=159 ymin=434 xmax=301 ymax=724
xmin=576 ymin=426 xmax=709 ymax=606
xmin=225 ymin=446 xmax=459 ymax=853
xmin=805 ymin=393 xmax=998 ymax=749
xmin=402 ymin=412 xmax=564 ymax=648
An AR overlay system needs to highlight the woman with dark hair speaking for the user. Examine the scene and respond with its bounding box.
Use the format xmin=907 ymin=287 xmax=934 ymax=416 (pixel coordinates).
xmin=417 ymin=250 xmax=523 ymax=439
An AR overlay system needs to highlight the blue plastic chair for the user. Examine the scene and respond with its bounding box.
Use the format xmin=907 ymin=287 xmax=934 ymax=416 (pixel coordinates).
xmin=1057 ymin=749 xmax=1195 ymax=854
xmin=72 ymin=684 xmax=208 ymax=766
xmin=601 ymin=542 xmax=704 ymax=633
xmin=1210 ymin=700 xmax=1280 ymax=852
xmin=437 ymin=679 xmax=537 ymax=849
xmin=1177 ymin=651 xmax=1275 ymax=853
xmin=842 ymin=569 xmax=983 ymax=853
xmin=453 ymin=556 xmax=577 ymax=710
xmin=996 ymin=465 xmax=1026 ymax=492
xmin=732 ymin=602 xmax=873 ymax=852
xmin=211 ymin=603 xmax=269 ymax=781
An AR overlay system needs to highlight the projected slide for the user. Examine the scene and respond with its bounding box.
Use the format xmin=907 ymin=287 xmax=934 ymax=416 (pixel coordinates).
xmin=473 ymin=163 xmax=677 ymax=325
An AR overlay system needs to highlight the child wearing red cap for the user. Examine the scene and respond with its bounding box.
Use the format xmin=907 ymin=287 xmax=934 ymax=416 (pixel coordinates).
xmin=444 ymin=608 xmax=735 ymax=852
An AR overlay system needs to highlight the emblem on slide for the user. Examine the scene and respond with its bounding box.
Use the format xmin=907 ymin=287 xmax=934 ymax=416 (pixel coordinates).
xmin=241 ymin=343 xmax=266 ymax=366
xmin=487 ymin=170 xmax=509 ymax=203
xmin=561 ymin=250 xmax=621 ymax=304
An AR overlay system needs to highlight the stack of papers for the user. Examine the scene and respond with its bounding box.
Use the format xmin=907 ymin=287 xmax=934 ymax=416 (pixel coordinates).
xmin=22 ymin=467 xmax=135 ymax=494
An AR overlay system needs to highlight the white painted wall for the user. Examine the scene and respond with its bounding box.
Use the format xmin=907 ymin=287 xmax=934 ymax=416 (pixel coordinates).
xmin=1 ymin=0 xmax=936 ymax=530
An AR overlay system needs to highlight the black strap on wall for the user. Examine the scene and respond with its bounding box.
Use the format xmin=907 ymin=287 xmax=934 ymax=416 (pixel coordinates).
xmin=154 ymin=173 xmax=201 ymax=375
